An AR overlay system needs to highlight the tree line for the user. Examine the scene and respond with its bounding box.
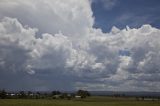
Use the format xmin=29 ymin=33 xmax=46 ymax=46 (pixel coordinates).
xmin=0 ymin=89 xmax=90 ymax=99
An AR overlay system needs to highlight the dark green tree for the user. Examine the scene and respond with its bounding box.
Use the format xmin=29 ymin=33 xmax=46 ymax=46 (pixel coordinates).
xmin=36 ymin=92 xmax=41 ymax=99
xmin=27 ymin=91 xmax=33 ymax=98
xmin=19 ymin=91 xmax=26 ymax=98
xmin=76 ymin=90 xmax=90 ymax=98
xmin=51 ymin=91 xmax=61 ymax=96
xmin=0 ymin=89 xmax=7 ymax=99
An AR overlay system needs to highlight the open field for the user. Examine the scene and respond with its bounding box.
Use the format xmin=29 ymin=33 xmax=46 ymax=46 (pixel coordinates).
xmin=0 ymin=96 xmax=160 ymax=106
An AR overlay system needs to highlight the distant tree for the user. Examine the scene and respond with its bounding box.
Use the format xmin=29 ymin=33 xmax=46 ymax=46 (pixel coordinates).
xmin=0 ymin=89 xmax=7 ymax=99
xmin=60 ymin=93 xmax=67 ymax=99
xmin=27 ymin=91 xmax=32 ymax=95
xmin=66 ymin=94 xmax=72 ymax=100
xmin=136 ymin=97 xmax=139 ymax=101
xmin=51 ymin=91 xmax=56 ymax=96
xmin=76 ymin=90 xmax=90 ymax=98
xmin=36 ymin=92 xmax=41 ymax=99
xmin=36 ymin=92 xmax=41 ymax=95
xmin=19 ymin=91 xmax=26 ymax=98
xmin=27 ymin=91 xmax=33 ymax=98
xmin=51 ymin=91 xmax=61 ymax=96
xmin=43 ymin=92 xmax=49 ymax=99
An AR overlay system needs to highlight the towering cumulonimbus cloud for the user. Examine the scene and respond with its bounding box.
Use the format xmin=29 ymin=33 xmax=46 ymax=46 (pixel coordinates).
xmin=0 ymin=0 xmax=93 ymax=37
xmin=0 ymin=0 xmax=160 ymax=91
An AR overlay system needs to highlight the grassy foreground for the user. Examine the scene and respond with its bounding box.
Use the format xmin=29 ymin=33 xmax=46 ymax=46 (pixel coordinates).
xmin=0 ymin=96 xmax=159 ymax=106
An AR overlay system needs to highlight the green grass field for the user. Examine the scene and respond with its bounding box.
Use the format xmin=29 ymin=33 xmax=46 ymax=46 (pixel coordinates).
xmin=0 ymin=96 xmax=159 ymax=106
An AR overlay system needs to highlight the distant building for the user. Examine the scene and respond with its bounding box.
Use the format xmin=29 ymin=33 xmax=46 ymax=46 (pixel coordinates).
xmin=6 ymin=93 xmax=15 ymax=96
xmin=53 ymin=94 xmax=61 ymax=99
xmin=75 ymin=95 xmax=81 ymax=99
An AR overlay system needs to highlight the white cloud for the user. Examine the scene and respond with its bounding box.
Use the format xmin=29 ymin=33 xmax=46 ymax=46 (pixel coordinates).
xmin=113 ymin=13 xmax=155 ymax=28
xmin=0 ymin=0 xmax=160 ymax=91
xmin=0 ymin=0 xmax=93 ymax=37
xmin=0 ymin=17 xmax=37 ymax=74
xmin=92 ymin=0 xmax=118 ymax=10
xmin=102 ymin=0 xmax=117 ymax=10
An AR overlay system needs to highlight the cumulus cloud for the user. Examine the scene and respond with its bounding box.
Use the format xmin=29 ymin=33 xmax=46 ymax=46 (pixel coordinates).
xmin=0 ymin=17 xmax=37 ymax=74
xmin=0 ymin=0 xmax=160 ymax=91
xmin=0 ymin=0 xmax=93 ymax=37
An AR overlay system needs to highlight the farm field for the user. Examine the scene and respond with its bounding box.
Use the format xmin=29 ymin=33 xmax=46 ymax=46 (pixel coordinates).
xmin=0 ymin=96 xmax=159 ymax=106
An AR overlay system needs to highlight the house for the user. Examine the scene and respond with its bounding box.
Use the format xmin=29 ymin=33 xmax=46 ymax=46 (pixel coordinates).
xmin=75 ymin=95 xmax=81 ymax=99
xmin=53 ymin=94 xmax=61 ymax=99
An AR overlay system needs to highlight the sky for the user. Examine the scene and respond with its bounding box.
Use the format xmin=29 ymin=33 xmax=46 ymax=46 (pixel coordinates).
xmin=92 ymin=0 xmax=160 ymax=32
xmin=0 ymin=0 xmax=160 ymax=92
